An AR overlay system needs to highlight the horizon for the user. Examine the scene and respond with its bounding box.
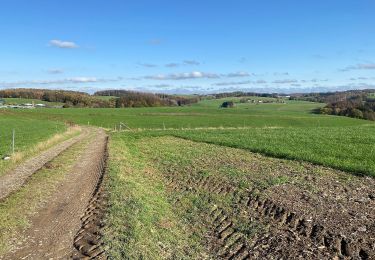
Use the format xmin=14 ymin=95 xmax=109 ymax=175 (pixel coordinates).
xmin=1 ymin=1 xmax=374 ymax=94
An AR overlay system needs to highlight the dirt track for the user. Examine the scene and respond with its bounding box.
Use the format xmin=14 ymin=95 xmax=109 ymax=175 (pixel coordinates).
xmin=2 ymin=128 xmax=108 ymax=259
xmin=0 ymin=129 xmax=88 ymax=201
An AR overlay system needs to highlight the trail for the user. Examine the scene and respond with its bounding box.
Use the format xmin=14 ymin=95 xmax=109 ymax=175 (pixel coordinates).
xmin=2 ymin=128 xmax=108 ymax=259
xmin=0 ymin=128 xmax=88 ymax=201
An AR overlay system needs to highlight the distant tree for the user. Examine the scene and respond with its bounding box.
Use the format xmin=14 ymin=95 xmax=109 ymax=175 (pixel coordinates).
xmin=220 ymin=101 xmax=235 ymax=108
xmin=347 ymin=108 xmax=363 ymax=119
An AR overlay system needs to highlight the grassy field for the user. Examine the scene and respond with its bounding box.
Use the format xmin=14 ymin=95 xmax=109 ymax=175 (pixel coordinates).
xmin=2 ymin=98 xmax=64 ymax=107
xmin=0 ymin=110 xmax=67 ymax=175
xmin=105 ymin=134 xmax=205 ymax=259
xmin=105 ymin=130 xmax=374 ymax=258
xmin=0 ymin=111 xmax=65 ymax=156
xmin=3 ymin=98 xmax=368 ymax=129
xmin=170 ymin=125 xmax=375 ymax=177
xmin=3 ymin=96 xmax=374 ymax=176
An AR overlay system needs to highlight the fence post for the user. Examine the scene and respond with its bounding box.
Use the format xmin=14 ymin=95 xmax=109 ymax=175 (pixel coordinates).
xmin=12 ymin=129 xmax=15 ymax=154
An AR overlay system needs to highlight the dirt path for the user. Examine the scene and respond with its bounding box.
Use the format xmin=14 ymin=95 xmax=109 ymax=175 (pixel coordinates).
xmin=0 ymin=129 xmax=89 ymax=201
xmin=2 ymin=128 xmax=108 ymax=259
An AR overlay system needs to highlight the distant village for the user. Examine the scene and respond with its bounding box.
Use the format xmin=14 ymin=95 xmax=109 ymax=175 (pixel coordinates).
xmin=0 ymin=99 xmax=62 ymax=109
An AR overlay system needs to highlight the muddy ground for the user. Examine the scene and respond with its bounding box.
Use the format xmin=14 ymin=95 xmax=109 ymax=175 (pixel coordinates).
xmin=0 ymin=128 xmax=108 ymax=259
xmin=139 ymin=137 xmax=375 ymax=260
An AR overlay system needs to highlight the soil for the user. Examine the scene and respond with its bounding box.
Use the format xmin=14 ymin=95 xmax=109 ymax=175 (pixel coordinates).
xmin=0 ymin=129 xmax=88 ymax=201
xmin=1 ymin=128 xmax=108 ymax=259
xmin=142 ymin=137 xmax=375 ymax=260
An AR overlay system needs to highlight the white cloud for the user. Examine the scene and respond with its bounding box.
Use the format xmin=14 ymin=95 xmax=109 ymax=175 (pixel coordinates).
xmin=340 ymin=63 xmax=375 ymax=71
xmin=183 ymin=60 xmax=200 ymax=65
xmin=212 ymin=81 xmax=252 ymax=86
xmin=165 ymin=63 xmax=180 ymax=68
xmin=145 ymin=71 xmax=220 ymax=80
xmin=138 ymin=63 xmax=158 ymax=68
xmin=212 ymin=79 xmax=267 ymax=86
xmin=49 ymin=39 xmax=79 ymax=49
xmin=47 ymin=69 xmax=64 ymax=74
xmin=0 ymin=76 xmax=122 ymax=87
xmin=272 ymin=79 xmax=298 ymax=84
xmin=226 ymin=71 xmax=251 ymax=77
xmin=148 ymin=39 xmax=162 ymax=45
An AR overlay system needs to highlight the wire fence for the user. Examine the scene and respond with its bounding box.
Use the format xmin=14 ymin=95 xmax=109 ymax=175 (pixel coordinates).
xmin=0 ymin=123 xmax=65 ymax=158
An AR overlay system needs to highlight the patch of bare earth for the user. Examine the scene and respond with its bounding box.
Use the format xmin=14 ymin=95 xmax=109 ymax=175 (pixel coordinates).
xmin=141 ymin=137 xmax=375 ymax=259
xmin=1 ymin=128 xmax=108 ymax=259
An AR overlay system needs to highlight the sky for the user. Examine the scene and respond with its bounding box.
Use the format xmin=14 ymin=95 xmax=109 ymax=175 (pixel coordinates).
xmin=0 ymin=0 xmax=374 ymax=94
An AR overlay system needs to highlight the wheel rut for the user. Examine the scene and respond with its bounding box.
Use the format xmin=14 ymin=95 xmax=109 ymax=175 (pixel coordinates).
xmin=71 ymin=138 xmax=108 ymax=259
xmin=1 ymin=128 xmax=109 ymax=260
xmin=165 ymin=169 xmax=374 ymax=259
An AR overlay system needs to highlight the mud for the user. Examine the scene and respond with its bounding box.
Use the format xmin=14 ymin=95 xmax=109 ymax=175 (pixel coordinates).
xmin=1 ymin=128 xmax=108 ymax=259
xmin=148 ymin=137 xmax=375 ymax=260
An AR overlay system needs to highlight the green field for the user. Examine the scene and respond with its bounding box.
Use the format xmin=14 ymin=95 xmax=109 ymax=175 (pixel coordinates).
xmin=2 ymin=98 xmax=64 ymax=107
xmin=0 ymin=110 xmax=66 ymax=175
xmin=2 ymin=96 xmax=374 ymax=177
xmin=1 ymin=95 xmax=375 ymax=258
xmin=0 ymin=111 xmax=65 ymax=156
xmin=3 ymin=98 xmax=368 ymax=129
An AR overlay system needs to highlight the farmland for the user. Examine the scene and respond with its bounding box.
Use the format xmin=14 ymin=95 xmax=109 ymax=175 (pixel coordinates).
xmin=0 ymin=110 xmax=67 ymax=176
xmin=0 ymin=96 xmax=374 ymax=259
xmin=1 ymin=98 xmax=64 ymax=107
xmin=105 ymin=132 xmax=375 ymax=259
xmin=3 ymin=98 xmax=368 ymax=129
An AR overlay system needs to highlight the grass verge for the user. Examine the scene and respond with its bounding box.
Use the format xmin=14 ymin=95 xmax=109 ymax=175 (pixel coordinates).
xmin=0 ymin=126 xmax=81 ymax=177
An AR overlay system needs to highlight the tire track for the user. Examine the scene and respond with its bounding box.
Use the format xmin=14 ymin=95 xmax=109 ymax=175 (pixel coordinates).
xmin=164 ymin=170 xmax=373 ymax=259
xmin=71 ymin=138 xmax=108 ymax=259
xmin=2 ymin=128 xmax=108 ymax=259
xmin=0 ymin=128 xmax=88 ymax=201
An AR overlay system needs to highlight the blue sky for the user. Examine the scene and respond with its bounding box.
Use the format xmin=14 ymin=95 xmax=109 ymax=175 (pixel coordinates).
xmin=0 ymin=0 xmax=374 ymax=94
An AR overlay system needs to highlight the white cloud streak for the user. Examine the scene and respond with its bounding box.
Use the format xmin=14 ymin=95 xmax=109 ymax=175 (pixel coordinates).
xmin=49 ymin=40 xmax=79 ymax=49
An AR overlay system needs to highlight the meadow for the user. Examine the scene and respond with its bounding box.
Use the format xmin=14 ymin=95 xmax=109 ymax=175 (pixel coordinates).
xmin=2 ymin=98 xmax=64 ymax=107
xmin=0 ymin=110 xmax=66 ymax=175
xmin=4 ymin=98 xmax=368 ymax=129
xmin=0 ymin=111 xmax=65 ymax=156
xmin=1 ymin=96 xmax=375 ymax=258
xmin=3 ymin=96 xmax=374 ymax=176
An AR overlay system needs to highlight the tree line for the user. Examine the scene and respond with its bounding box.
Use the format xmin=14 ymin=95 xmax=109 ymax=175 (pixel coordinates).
xmin=0 ymin=88 xmax=113 ymax=108
xmin=0 ymin=88 xmax=200 ymax=108
xmin=291 ymin=89 xmax=375 ymax=121
xmin=94 ymin=90 xmax=200 ymax=107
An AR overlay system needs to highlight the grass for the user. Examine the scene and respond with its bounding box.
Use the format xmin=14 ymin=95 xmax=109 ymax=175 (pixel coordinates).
xmin=0 ymin=133 xmax=90 ymax=254
xmin=3 ymin=98 xmax=369 ymax=129
xmin=0 ymin=126 xmax=81 ymax=177
xmin=104 ymin=134 xmax=204 ymax=259
xmin=2 ymin=98 xmax=64 ymax=106
xmin=105 ymin=132 xmax=368 ymax=257
xmin=0 ymin=110 xmax=66 ymax=157
xmin=2 ymin=97 xmax=374 ymax=177
xmin=169 ymin=125 xmax=375 ymax=177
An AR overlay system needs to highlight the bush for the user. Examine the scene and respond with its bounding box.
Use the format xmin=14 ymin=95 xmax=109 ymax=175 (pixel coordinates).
xmin=220 ymin=101 xmax=235 ymax=108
